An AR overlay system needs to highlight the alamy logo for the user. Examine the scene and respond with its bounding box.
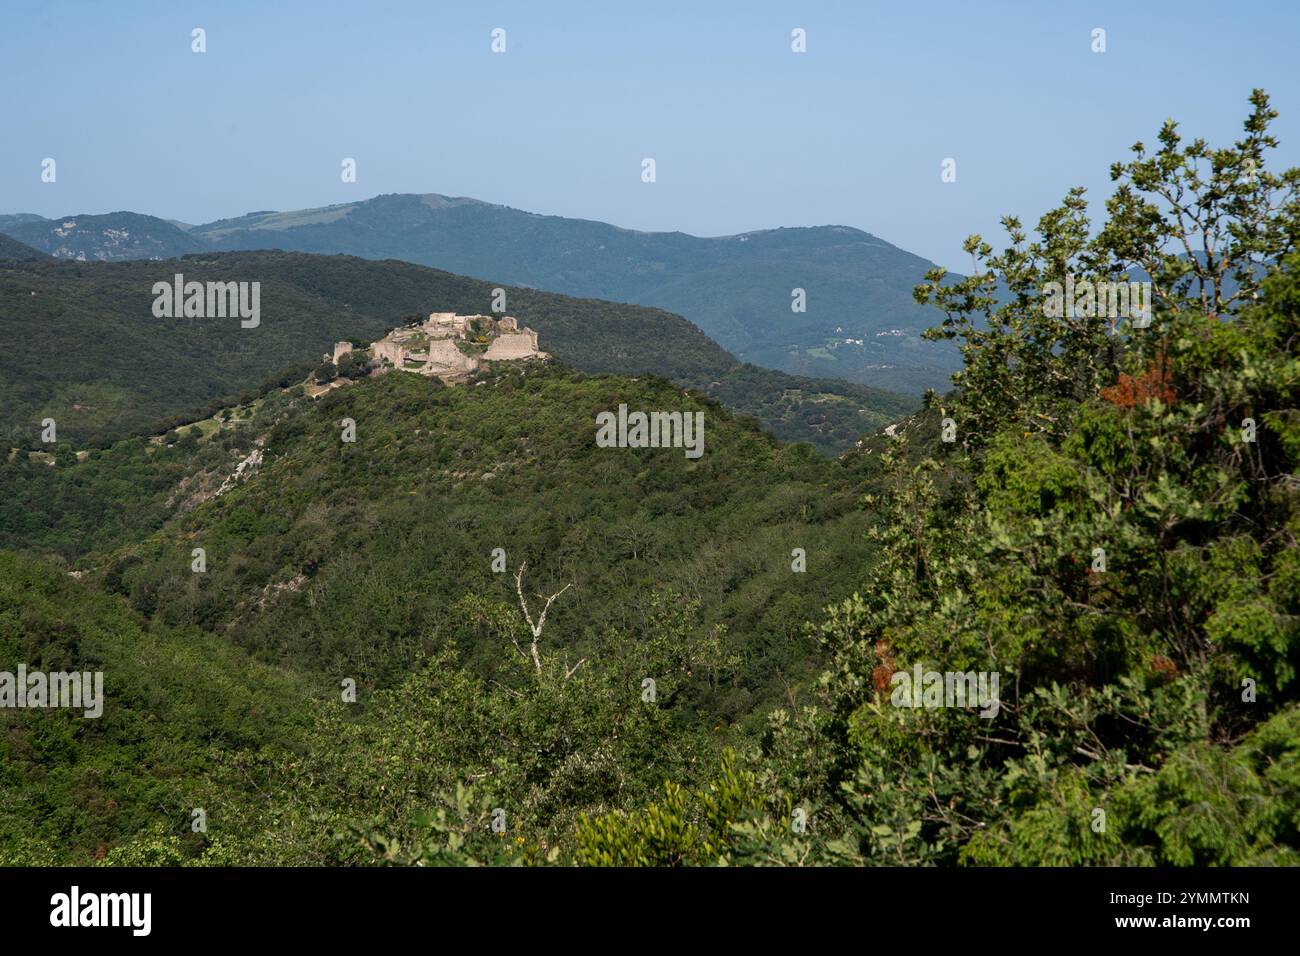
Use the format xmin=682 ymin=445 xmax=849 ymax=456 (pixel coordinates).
xmin=50 ymin=886 xmax=151 ymax=936
xmin=1042 ymin=275 xmax=1151 ymax=326
xmin=889 ymin=664 xmax=1000 ymax=719
xmin=0 ymin=666 xmax=103 ymax=718
xmin=596 ymin=404 xmax=704 ymax=459
xmin=152 ymin=273 xmax=260 ymax=328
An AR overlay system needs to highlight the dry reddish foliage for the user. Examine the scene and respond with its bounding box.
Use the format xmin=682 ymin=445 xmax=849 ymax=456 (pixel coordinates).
xmin=1151 ymin=653 xmax=1179 ymax=680
xmin=1100 ymin=355 xmax=1176 ymax=407
xmin=872 ymin=640 xmax=896 ymax=696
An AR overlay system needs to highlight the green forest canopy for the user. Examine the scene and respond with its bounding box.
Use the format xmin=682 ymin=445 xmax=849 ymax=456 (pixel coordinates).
xmin=1 ymin=92 xmax=1297 ymax=866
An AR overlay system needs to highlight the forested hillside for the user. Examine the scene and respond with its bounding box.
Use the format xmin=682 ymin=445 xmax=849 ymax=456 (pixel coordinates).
xmin=0 ymin=94 xmax=1296 ymax=869
xmin=0 ymin=361 xmax=897 ymax=863
xmin=0 ymin=234 xmax=47 ymax=260
xmin=0 ymin=250 xmax=912 ymax=452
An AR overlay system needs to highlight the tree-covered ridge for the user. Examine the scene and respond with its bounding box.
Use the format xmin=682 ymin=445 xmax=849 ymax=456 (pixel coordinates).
xmin=39 ymin=367 xmax=883 ymax=705
xmin=0 ymin=234 xmax=47 ymax=261
xmin=1 ymin=211 xmax=200 ymax=261
xmin=4 ymin=194 xmax=960 ymax=394
xmin=1 ymin=358 xmax=902 ymax=701
xmin=0 ymin=250 xmax=912 ymax=452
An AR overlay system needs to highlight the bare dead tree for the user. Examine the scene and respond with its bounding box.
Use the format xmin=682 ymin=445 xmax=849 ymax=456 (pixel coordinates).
xmin=514 ymin=561 xmax=573 ymax=675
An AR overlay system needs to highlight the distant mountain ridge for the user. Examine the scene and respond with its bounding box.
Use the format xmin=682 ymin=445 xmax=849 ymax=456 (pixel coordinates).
xmin=0 ymin=233 xmax=48 ymax=260
xmin=3 ymin=211 xmax=198 ymax=261
xmin=1 ymin=194 xmax=960 ymax=394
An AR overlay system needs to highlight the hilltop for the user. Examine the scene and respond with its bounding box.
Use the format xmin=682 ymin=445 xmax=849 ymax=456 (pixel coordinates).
xmin=3 ymin=211 xmax=199 ymax=260
xmin=4 ymin=365 xmax=885 ymax=689
xmin=326 ymin=310 xmax=549 ymax=385
xmin=0 ymin=249 xmax=913 ymax=451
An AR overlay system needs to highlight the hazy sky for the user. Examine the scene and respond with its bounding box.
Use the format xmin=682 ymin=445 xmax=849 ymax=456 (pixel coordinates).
xmin=3 ymin=0 xmax=1298 ymax=270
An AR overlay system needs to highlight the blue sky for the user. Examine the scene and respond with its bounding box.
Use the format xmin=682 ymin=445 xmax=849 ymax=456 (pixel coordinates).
xmin=2 ymin=0 xmax=1297 ymax=270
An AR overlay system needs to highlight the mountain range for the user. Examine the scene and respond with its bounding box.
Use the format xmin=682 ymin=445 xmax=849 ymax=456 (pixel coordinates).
xmin=0 ymin=194 xmax=960 ymax=395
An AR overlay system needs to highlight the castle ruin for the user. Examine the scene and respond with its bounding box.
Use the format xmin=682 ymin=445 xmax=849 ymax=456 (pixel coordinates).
xmin=482 ymin=328 xmax=542 ymax=361
xmin=330 ymin=312 xmax=547 ymax=384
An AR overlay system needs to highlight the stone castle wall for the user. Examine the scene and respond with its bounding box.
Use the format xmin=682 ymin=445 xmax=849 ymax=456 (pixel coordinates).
xmin=482 ymin=329 xmax=542 ymax=361
xmin=372 ymin=340 xmax=407 ymax=367
xmin=422 ymin=339 xmax=478 ymax=377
